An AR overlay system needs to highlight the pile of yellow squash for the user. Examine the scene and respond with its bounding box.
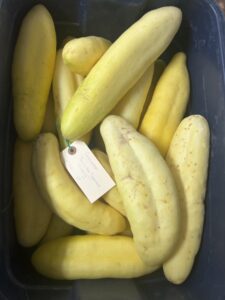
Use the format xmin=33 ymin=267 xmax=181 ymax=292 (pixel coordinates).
xmin=12 ymin=4 xmax=210 ymax=284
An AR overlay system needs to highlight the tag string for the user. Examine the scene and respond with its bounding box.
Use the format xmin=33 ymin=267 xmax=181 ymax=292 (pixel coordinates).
xmin=66 ymin=139 xmax=72 ymax=149
xmin=66 ymin=139 xmax=76 ymax=155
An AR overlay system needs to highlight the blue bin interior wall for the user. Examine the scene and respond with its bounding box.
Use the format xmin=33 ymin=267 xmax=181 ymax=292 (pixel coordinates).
xmin=0 ymin=0 xmax=225 ymax=299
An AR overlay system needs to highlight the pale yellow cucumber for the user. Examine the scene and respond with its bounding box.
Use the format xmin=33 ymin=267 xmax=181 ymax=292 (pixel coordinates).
xmin=41 ymin=214 xmax=74 ymax=244
xmin=62 ymin=36 xmax=111 ymax=76
xmin=92 ymin=149 xmax=126 ymax=216
xmin=100 ymin=115 xmax=180 ymax=266
xmin=41 ymin=91 xmax=57 ymax=134
xmin=12 ymin=4 xmax=56 ymax=141
xmin=32 ymin=235 xmax=158 ymax=279
xmin=112 ymin=64 xmax=154 ymax=128
xmin=13 ymin=139 xmax=51 ymax=247
xmin=139 ymin=52 xmax=190 ymax=156
xmin=32 ymin=133 xmax=127 ymax=235
xmin=61 ymin=7 xmax=182 ymax=141
xmin=52 ymin=49 xmax=91 ymax=149
xmin=163 ymin=115 xmax=210 ymax=284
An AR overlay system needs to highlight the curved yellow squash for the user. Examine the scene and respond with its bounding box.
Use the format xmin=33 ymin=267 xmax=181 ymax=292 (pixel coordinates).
xmin=32 ymin=133 xmax=127 ymax=235
xmin=12 ymin=4 xmax=56 ymax=141
xmin=61 ymin=7 xmax=182 ymax=141
xmin=139 ymin=52 xmax=190 ymax=156
xmin=13 ymin=139 xmax=51 ymax=247
xmin=32 ymin=235 xmax=158 ymax=279
xmin=62 ymin=36 xmax=111 ymax=76
xmin=101 ymin=115 xmax=180 ymax=266
xmin=163 ymin=115 xmax=210 ymax=284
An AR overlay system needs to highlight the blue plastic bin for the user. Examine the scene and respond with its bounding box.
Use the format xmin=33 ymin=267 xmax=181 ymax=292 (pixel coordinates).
xmin=0 ymin=0 xmax=225 ymax=299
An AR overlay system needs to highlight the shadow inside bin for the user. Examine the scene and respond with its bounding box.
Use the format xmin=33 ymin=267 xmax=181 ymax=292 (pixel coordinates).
xmin=71 ymin=279 xmax=146 ymax=300
xmin=70 ymin=277 xmax=196 ymax=300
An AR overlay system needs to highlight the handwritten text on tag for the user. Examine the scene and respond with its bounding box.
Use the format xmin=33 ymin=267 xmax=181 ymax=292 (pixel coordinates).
xmin=61 ymin=141 xmax=115 ymax=203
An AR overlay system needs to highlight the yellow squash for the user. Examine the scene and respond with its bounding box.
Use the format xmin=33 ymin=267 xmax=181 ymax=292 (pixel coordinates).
xmin=32 ymin=235 xmax=158 ymax=279
xmin=13 ymin=139 xmax=51 ymax=247
xmin=61 ymin=7 xmax=182 ymax=141
xmin=163 ymin=115 xmax=210 ymax=284
xmin=100 ymin=115 xmax=180 ymax=266
xmin=32 ymin=133 xmax=127 ymax=235
xmin=139 ymin=52 xmax=190 ymax=156
xmin=62 ymin=36 xmax=111 ymax=76
xmin=12 ymin=4 xmax=56 ymax=141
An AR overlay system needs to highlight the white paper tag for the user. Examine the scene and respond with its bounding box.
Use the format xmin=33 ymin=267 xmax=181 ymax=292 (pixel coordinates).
xmin=61 ymin=141 xmax=115 ymax=203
